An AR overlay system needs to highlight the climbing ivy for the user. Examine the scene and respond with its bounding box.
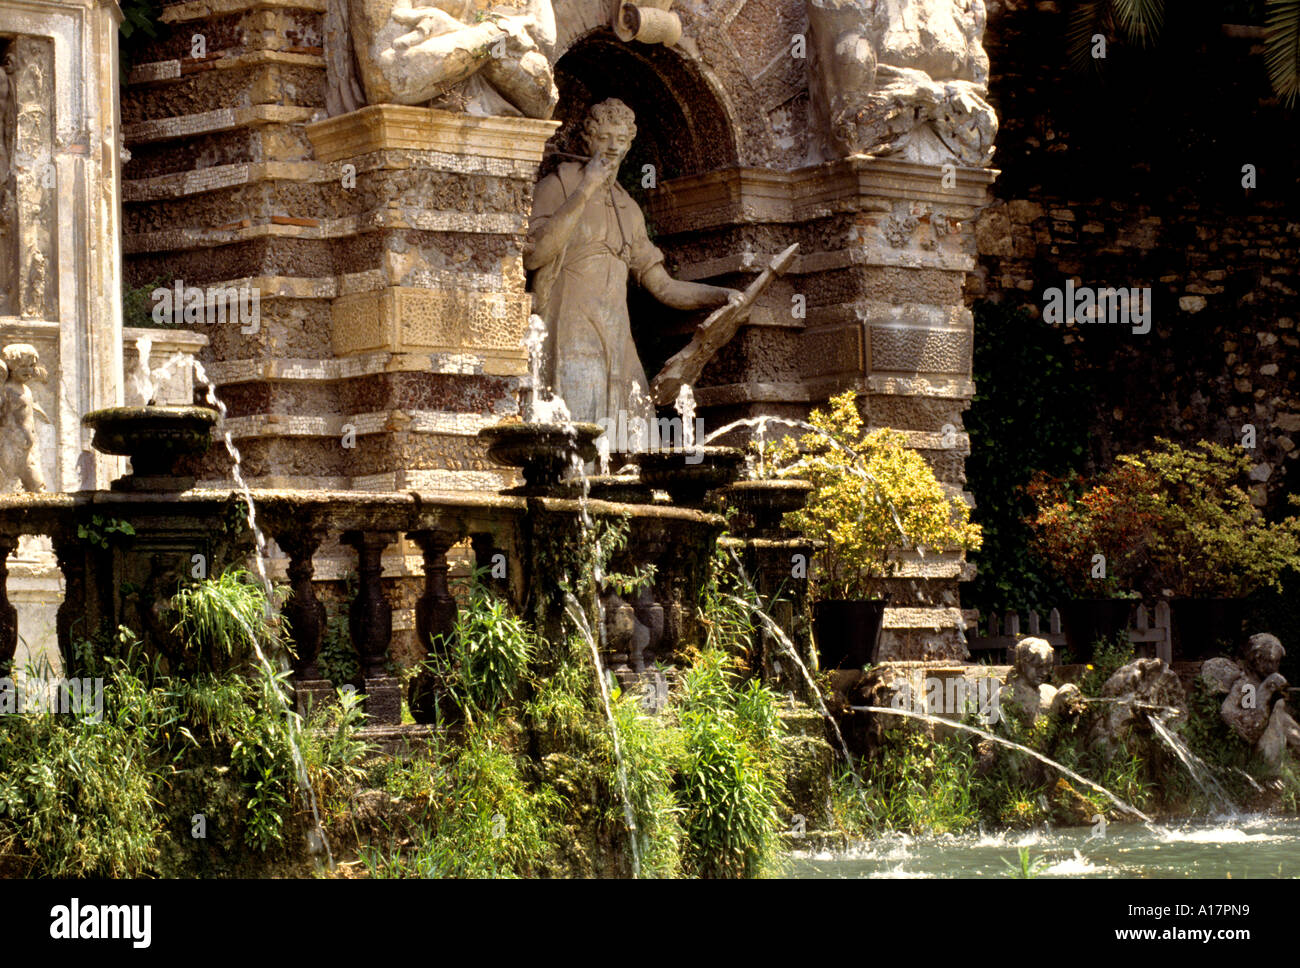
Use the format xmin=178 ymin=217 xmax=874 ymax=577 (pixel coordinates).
xmin=963 ymin=301 xmax=1091 ymax=614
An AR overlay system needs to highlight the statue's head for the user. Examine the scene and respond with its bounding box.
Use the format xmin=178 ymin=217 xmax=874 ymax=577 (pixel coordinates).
xmin=582 ymin=98 xmax=636 ymax=172
xmin=1 ymin=343 xmax=41 ymax=383
xmin=1013 ymin=637 xmax=1054 ymax=688
xmin=1245 ymin=633 xmax=1285 ymax=679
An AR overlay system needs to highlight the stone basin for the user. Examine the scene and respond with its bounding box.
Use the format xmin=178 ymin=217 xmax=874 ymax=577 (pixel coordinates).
xmin=723 ymin=478 xmax=813 ymax=536
xmin=587 ymin=474 xmax=654 ymax=504
xmin=83 ymin=405 xmax=218 ymax=490
xmin=479 ymin=421 xmax=602 ymax=494
xmin=633 ymin=446 xmax=744 ymax=508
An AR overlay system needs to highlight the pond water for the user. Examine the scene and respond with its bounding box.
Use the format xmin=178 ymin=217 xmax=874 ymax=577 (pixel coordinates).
xmin=785 ymin=816 xmax=1300 ymax=878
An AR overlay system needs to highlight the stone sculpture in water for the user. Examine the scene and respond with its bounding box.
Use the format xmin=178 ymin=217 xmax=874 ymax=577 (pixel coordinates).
xmin=525 ymin=99 xmax=742 ymax=428
xmin=1203 ymin=634 xmax=1300 ymax=768
xmin=807 ymin=0 xmax=997 ymax=165
xmin=999 ymin=637 xmax=1080 ymax=725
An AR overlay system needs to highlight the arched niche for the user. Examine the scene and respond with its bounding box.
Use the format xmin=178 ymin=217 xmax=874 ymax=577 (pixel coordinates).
xmin=548 ymin=29 xmax=739 ymax=183
xmin=545 ymin=29 xmax=740 ymax=390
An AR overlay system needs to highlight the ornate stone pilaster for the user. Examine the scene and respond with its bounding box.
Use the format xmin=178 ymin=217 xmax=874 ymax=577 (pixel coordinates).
xmin=303 ymin=106 xmax=560 ymax=493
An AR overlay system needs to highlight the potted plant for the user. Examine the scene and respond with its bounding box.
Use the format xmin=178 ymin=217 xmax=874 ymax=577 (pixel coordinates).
xmin=772 ymin=391 xmax=982 ymax=669
xmin=1123 ymin=439 xmax=1300 ymax=659
xmin=1025 ymin=461 xmax=1156 ymax=659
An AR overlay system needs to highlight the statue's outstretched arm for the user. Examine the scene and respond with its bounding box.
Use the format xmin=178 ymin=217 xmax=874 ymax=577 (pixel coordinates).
xmin=641 ymin=263 xmax=740 ymax=312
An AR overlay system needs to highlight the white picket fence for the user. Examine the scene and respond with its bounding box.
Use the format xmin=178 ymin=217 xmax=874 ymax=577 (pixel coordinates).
xmin=964 ymin=601 xmax=1172 ymax=664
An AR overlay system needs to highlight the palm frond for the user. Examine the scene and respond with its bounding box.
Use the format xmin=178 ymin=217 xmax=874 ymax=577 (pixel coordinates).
xmin=1265 ymin=0 xmax=1300 ymax=105
xmin=1068 ymin=2 xmax=1114 ymax=74
xmin=1112 ymin=0 xmax=1164 ymax=45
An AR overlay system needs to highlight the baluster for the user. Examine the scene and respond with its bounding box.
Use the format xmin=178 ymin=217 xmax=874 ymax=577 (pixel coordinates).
xmin=1049 ymin=607 xmax=1062 ymax=636
xmin=0 ymin=533 xmax=17 ymax=675
xmin=1135 ymin=604 xmax=1150 ymax=630
xmin=1006 ymin=611 xmax=1020 ymax=636
xmin=1028 ymin=610 xmax=1040 ymax=635
xmin=410 ymin=528 xmax=459 ymax=657
xmin=277 ymin=527 xmax=328 ymax=679
xmin=52 ymin=531 xmax=89 ymax=675
xmin=341 ymin=530 xmax=396 ymax=679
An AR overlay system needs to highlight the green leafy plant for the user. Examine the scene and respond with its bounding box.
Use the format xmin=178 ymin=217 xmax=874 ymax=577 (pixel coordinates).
xmin=1003 ymin=846 xmax=1049 ymax=878
xmin=772 ymin=390 xmax=982 ymax=600
xmin=965 ymin=302 xmax=1090 ymax=613
xmin=171 ymin=568 xmax=288 ymax=674
xmin=676 ymin=649 xmax=784 ymax=878
xmin=1026 ymin=460 xmax=1159 ymax=598
xmin=122 ymin=276 xmax=173 ymax=329
xmin=75 ymin=516 xmax=136 ymax=550
xmin=1127 ymin=439 xmax=1300 ymax=598
xmin=429 ymin=577 xmax=536 ymax=723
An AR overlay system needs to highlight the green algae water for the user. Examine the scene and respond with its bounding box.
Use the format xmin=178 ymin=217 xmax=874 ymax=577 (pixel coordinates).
xmin=786 ymin=816 xmax=1300 ymax=878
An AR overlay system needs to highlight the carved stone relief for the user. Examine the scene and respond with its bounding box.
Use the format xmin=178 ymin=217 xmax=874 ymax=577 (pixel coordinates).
xmin=807 ymin=0 xmax=997 ymax=166
xmin=0 ymin=36 xmax=56 ymax=320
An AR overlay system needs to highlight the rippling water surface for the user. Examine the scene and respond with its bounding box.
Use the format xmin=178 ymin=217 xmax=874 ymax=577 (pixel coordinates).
xmin=785 ymin=816 xmax=1300 ymax=878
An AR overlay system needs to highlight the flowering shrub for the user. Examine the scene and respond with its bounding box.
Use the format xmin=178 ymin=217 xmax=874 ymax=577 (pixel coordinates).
xmin=772 ymin=391 xmax=982 ymax=600
xmin=1028 ymin=438 xmax=1300 ymax=599
xmin=1025 ymin=461 xmax=1159 ymax=597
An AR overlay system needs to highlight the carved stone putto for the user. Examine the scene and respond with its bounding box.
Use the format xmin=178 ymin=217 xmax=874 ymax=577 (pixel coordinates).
xmin=0 ymin=342 xmax=47 ymax=492
xmin=807 ymin=0 xmax=997 ymax=166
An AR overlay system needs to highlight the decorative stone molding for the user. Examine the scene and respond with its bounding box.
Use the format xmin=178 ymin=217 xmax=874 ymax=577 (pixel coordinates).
xmin=306 ymin=103 xmax=558 ymax=163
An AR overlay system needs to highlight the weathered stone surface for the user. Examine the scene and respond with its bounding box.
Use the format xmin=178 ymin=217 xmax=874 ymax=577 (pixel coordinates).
xmin=807 ymin=0 xmax=996 ymax=165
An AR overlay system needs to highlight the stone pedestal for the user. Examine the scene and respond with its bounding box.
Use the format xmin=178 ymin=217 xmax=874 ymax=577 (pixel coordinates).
xmin=362 ymin=675 xmax=403 ymax=726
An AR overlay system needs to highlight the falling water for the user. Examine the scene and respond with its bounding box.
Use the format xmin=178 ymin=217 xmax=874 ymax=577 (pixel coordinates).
xmin=131 ymin=336 xmax=155 ymax=406
xmin=851 ymin=705 xmax=1153 ymax=823
xmin=520 ymin=313 xmax=571 ymax=424
xmin=565 ymin=592 xmax=642 ymax=878
xmin=1147 ymin=714 xmax=1238 ymax=813
xmin=627 ymin=383 xmax=649 ymax=454
xmin=188 ymin=359 xmax=334 ymax=869
xmin=674 ymin=384 xmax=696 ymax=450
xmin=720 ymin=549 xmax=856 ymax=774
xmin=523 ymin=313 xmax=546 ymax=420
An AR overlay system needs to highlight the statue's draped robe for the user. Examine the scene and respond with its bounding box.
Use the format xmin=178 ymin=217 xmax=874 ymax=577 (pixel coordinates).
xmin=529 ymin=162 xmax=661 ymax=428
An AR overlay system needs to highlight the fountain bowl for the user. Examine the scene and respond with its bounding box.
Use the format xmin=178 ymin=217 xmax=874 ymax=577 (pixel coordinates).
xmin=633 ymin=446 xmax=745 ymax=507
xmin=587 ymin=474 xmax=654 ymax=504
xmin=723 ymin=478 xmax=813 ymax=535
xmin=83 ymin=405 xmax=217 ymax=489
xmin=479 ymin=421 xmax=603 ymax=494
